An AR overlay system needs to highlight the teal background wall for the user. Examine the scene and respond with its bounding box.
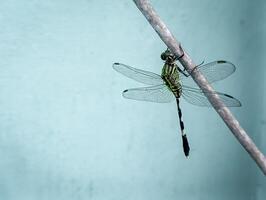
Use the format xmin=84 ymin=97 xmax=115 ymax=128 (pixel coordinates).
xmin=0 ymin=0 xmax=265 ymax=199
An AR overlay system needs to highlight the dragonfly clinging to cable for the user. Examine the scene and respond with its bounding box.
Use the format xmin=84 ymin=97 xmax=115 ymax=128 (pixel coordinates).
xmin=113 ymin=49 xmax=241 ymax=157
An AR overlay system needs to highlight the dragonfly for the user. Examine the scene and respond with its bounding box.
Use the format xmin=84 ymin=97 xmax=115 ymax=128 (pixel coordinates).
xmin=113 ymin=49 xmax=241 ymax=157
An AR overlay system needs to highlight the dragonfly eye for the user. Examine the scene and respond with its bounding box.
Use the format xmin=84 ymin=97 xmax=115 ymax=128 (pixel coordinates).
xmin=161 ymin=53 xmax=167 ymax=60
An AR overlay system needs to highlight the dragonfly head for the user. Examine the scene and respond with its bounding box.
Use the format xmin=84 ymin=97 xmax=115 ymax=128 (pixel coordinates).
xmin=161 ymin=49 xmax=176 ymax=63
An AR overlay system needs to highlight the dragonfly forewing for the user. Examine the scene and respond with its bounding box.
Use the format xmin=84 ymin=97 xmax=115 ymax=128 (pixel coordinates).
xmin=180 ymin=60 xmax=236 ymax=84
xmin=113 ymin=63 xmax=164 ymax=85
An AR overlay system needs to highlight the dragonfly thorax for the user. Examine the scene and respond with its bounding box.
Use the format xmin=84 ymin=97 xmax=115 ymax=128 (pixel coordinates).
xmin=161 ymin=63 xmax=182 ymax=98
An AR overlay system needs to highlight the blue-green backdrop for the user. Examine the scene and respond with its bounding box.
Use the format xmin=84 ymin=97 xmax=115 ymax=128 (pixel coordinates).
xmin=0 ymin=0 xmax=265 ymax=199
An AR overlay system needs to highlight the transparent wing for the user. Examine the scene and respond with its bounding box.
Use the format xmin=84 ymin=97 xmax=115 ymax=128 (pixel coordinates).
xmin=180 ymin=61 xmax=236 ymax=84
xmin=181 ymin=85 xmax=241 ymax=107
xmin=113 ymin=62 xmax=164 ymax=85
xmin=123 ymin=84 xmax=175 ymax=103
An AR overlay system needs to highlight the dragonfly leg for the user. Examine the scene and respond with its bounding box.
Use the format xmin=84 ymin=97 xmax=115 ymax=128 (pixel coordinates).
xmin=179 ymin=60 xmax=205 ymax=78
xmin=189 ymin=60 xmax=205 ymax=75
xmin=177 ymin=67 xmax=190 ymax=77
xmin=174 ymin=43 xmax=185 ymax=61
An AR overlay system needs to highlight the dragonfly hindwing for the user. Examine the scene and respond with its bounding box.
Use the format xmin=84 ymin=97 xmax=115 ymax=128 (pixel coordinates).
xmin=123 ymin=84 xmax=175 ymax=103
xmin=181 ymin=85 xmax=241 ymax=107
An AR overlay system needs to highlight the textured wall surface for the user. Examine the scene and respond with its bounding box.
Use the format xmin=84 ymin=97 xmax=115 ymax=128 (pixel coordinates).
xmin=0 ymin=0 xmax=265 ymax=199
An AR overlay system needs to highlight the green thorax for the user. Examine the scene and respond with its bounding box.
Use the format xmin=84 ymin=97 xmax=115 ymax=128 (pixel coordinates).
xmin=161 ymin=63 xmax=182 ymax=98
